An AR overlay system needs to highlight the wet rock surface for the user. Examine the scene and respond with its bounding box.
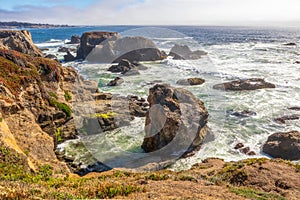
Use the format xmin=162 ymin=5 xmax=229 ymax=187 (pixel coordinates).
xmin=274 ymin=114 xmax=300 ymax=124
xmin=213 ymin=78 xmax=276 ymax=91
xmin=227 ymin=109 xmax=257 ymax=118
xmin=107 ymin=77 xmax=124 ymax=86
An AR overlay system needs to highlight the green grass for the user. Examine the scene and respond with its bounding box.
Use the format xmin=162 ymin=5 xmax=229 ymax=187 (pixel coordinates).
xmin=64 ymin=91 xmax=72 ymax=102
xmin=145 ymin=173 xmax=169 ymax=181
xmin=49 ymin=98 xmax=72 ymax=117
xmin=55 ymin=128 xmax=63 ymax=143
xmin=229 ymin=186 xmax=286 ymax=200
xmin=48 ymin=92 xmax=58 ymax=100
xmin=0 ymin=117 xmax=2 ymax=122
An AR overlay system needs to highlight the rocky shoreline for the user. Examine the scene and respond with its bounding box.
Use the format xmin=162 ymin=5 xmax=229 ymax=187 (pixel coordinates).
xmin=0 ymin=29 xmax=299 ymax=199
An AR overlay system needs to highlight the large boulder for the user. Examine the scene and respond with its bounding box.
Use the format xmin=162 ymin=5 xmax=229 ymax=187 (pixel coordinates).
xmin=141 ymin=84 xmax=209 ymax=155
xmin=213 ymin=78 xmax=275 ymax=91
xmin=262 ymin=131 xmax=300 ymax=160
xmin=168 ymin=44 xmax=207 ymax=60
xmin=86 ymin=36 xmax=166 ymax=63
xmin=76 ymin=31 xmax=120 ymax=60
xmin=0 ymin=30 xmax=43 ymax=57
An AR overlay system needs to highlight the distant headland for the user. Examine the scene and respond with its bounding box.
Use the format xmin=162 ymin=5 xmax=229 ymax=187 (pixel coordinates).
xmin=0 ymin=21 xmax=75 ymax=29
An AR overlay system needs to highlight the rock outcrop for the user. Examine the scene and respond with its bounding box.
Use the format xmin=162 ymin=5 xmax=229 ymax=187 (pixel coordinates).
xmin=0 ymin=30 xmax=43 ymax=57
xmin=141 ymin=84 xmax=209 ymax=155
xmin=76 ymin=31 xmax=120 ymax=60
xmin=86 ymin=36 xmax=166 ymax=63
xmin=176 ymin=78 xmax=205 ymax=86
xmin=262 ymin=131 xmax=300 ymax=160
xmin=213 ymin=78 xmax=276 ymax=91
xmin=64 ymin=50 xmax=76 ymax=62
xmin=67 ymin=35 xmax=80 ymax=44
xmin=169 ymin=44 xmax=207 ymax=60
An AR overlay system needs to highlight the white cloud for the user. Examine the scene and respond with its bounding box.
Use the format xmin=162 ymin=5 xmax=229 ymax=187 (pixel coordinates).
xmin=0 ymin=0 xmax=300 ymax=26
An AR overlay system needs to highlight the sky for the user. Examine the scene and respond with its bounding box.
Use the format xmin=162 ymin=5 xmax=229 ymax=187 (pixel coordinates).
xmin=0 ymin=0 xmax=300 ymax=26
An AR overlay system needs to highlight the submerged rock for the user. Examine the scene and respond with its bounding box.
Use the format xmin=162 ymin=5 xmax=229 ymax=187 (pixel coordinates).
xmin=213 ymin=78 xmax=276 ymax=91
xmin=176 ymin=78 xmax=205 ymax=86
xmin=263 ymin=131 xmax=300 ymax=160
xmin=288 ymin=106 xmax=300 ymax=111
xmin=141 ymin=84 xmax=209 ymax=156
xmin=227 ymin=109 xmax=257 ymax=118
xmin=274 ymin=114 xmax=300 ymax=124
xmin=107 ymin=77 xmax=124 ymax=86
xmin=284 ymin=42 xmax=297 ymax=46
xmin=169 ymin=44 xmax=207 ymax=60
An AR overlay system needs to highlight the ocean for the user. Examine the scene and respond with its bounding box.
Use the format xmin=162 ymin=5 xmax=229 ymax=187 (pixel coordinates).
xmin=30 ymin=26 xmax=300 ymax=170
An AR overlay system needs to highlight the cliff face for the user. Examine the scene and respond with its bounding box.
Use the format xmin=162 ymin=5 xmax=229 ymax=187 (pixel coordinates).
xmin=0 ymin=30 xmax=43 ymax=57
xmin=0 ymin=31 xmax=79 ymax=174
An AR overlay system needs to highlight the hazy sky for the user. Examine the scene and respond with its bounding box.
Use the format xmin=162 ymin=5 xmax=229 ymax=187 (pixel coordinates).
xmin=1 ymin=0 xmax=300 ymax=26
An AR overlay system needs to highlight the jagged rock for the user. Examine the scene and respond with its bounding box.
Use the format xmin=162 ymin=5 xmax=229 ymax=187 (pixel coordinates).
xmin=0 ymin=30 xmax=43 ymax=57
xmin=107 ymin=77 xmax=124 ymax=86
xmin=128 ymin=95 xmax=149 ymax=117
xmin=294 ymin=61 xmax=300 ymax=64
xmin=263 ymin=131 xmax=300 ymax=160
xmin=176 ymin=78 xmax=205 ymax=86
xmin=169 ymin=44 xmax=207 ymax=60
xmin=58 ymin=47 xmax=69 ymax=53
xmin=86 ymin=36 xmax=166 ymax=63
xmin=67 ymin=35 xmax=80 ymax=44
xmin=64 ymin=50 xmax=75 ymax=62
xmin=76 ymin=31 xmax=120 ymax=60
xmin=213 ymin=78 xmax=276 ymax=91
xmin=141 ymin=84 xmax=209 ymax=156
xmin=274 ymin=114 xmax=299 ymax=124
xmin=234 ymin=143 xmax=244 ymax=149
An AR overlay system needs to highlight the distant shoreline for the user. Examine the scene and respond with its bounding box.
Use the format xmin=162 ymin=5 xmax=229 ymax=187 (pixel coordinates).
xmin=0 ymin=21 xmax=76 ymax=29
